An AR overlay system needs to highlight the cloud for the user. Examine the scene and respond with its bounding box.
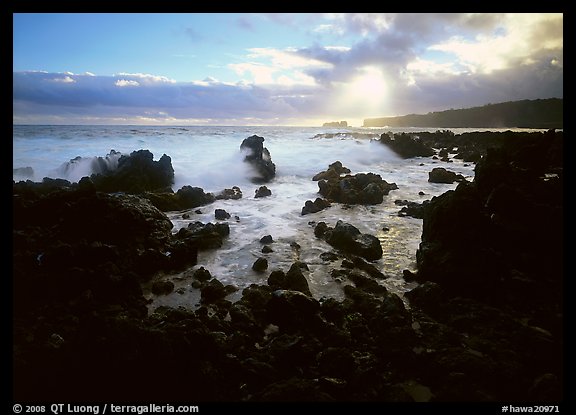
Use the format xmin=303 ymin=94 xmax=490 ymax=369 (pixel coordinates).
xmin=51 ymin=76 xmax=76 ymax=83
xmin=428 ymin=14 xmax=563 ymax=74
xmin=13 ymin=13 xmax=562 ymax=125
xmin=228 ymin=47 xmax=332 ymax=86
xmin=115 ymin=79 xmax=140 ymax=87
xmin=13 ymin=70 xmax=326 ymax=125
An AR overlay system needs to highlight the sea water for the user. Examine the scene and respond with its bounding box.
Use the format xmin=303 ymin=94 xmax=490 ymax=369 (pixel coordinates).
xmin=15 ymin=125 xmax=521 ymax=309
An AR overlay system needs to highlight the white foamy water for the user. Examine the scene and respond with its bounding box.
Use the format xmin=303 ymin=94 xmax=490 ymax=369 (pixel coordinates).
xmin=15 ymin=124 xmax=514 ymax=309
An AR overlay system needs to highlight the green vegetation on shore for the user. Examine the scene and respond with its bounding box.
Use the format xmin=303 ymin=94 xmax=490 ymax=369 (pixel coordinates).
xmin=363 ymin=98 xmax=562 ymax=129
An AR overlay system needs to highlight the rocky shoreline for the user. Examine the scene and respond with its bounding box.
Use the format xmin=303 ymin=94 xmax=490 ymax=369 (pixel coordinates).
xmin=12 ymin=130 xmax=563 ymax=402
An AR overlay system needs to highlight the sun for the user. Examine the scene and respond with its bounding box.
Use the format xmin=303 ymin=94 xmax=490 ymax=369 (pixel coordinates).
xmin=349 ymin=66 xmax=388 ymax=97
xmin=333 ymin=66 xmax=389 ymax=122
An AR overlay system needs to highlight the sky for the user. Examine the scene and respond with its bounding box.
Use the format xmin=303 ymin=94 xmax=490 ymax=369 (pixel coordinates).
xmin=13 ymin=13 xmax=563 ymax=126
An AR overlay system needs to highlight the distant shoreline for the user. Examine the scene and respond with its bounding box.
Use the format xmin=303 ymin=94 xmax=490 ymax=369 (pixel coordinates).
xmin=363 ymin=98 xmax=563 ymax=129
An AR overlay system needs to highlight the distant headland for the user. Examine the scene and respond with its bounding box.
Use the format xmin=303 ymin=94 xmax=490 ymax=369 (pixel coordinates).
xmin=363 ymin=98 xmax=562 ymax=129
xmin=323 ymin=121 xmax=348 ymax=127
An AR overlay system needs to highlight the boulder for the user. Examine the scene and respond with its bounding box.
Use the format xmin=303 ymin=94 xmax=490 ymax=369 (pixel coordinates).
xmin=396 ymin=199 xmax=430 ymax=219
xmin=255 ymin=186 xmax=272 ymax=198
xmin=240 ymin=135 xmax=276 ymax=183
xmin=215 ymin=209 xmax=230 ymax=220
xmin=151 ymin=279 xmax=175 ymax=295
xmin=174 ymin=221 xmax=230 ymax=250
xmin=175 ymin=186 xmax=216 ymax=208
xmin=215 ymin=186 xmax=243 ymax=200
xmin=91 ymin=149 xmax=175 ymax=193
xmin=379 ymin=133 xmax=435 ymax=158
xmin=193 ymin=267 xmax=212 ymax=282
xmin=252 ymin=258 xmax=269 ymax=272
xmin=201 ymin=278 xmax=228 ymax=303
xmin=284 ymin=262 xmax=312 ymax=296
xmin=267 ymin=290 xmax=320 ymax=329
xmin=312 ymin=161 xmax=351 ymax=181
xmin=318 ymin=220 xmax=383 ymax=261
xmin=428 ymin=167 xmax=466 ymax=184
xmin=317 ymin=172 xmax=398 ymax=205
xmin=260 ymin=235 xmax=274 ymax=244
xmin=301 ymin=198 xmax=331 ymax=215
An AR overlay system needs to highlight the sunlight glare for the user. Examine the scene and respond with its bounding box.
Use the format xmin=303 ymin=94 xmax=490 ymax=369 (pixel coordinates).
xmin=334 ymin=66 xmax=389 ymax=120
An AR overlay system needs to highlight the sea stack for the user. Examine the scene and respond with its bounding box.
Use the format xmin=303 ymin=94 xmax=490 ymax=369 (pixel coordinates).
xmin=240 ymin=135 xmax=276 ymax=183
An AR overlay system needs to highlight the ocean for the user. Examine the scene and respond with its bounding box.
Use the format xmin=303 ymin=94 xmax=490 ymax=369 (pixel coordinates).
xmin=13 ymin=124 xmax=528 ymax=310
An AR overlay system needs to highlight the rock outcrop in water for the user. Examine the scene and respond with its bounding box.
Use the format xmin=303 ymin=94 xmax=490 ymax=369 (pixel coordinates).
xmin=314 ymin=220 xmax=383 ymax=261
xmin=379 ymin=132 xmax=435 ymax=158
xmin=301 ymin=197 xmax=331 ymax=215
xmin=90 ymin=149 xmax=175 ymax=193
xmin=427 ymin=167 xmax=466 ymax=184
xmin=142 ymin=185 xmax=216 ymax=211
xmin=240 ymin=135 xmax=276 ymax=184
xmin=316 ymin=166 xmax=398 ymax=205
xmin=322 ymin=120 xmax=348 ymax=127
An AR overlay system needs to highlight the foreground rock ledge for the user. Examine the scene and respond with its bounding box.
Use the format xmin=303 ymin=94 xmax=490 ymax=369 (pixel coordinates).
xmin=13 ymin=130 xmax=563 ymax=402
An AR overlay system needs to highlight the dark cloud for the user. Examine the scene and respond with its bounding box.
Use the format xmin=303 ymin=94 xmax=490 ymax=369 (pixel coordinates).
xmin=12 ymin=71 xmax=322 ymax=123
xmin=386 ymin=54 xmax=563 ymax=115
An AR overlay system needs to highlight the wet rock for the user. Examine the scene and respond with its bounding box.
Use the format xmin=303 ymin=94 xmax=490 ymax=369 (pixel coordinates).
xmin=301 ymin=198 xmax=331 ymax=215
xmin=229 ymin=304 xmax=261 ymax=338
xmin=318 ymin=172 xmax=398 ymax=205
xmin=215 ymin=186 xmax=242 ymax=200
xmin=200 ymin=279 xmax=228 ymax=303
xmin=260 ymin=235 xmax=274 ymax=244
xmin=379 ymin=132 xmax=435 ymax=158
xmin=346 ymin=256 xmax=386 ymax=279
xmin=240 ymin=135 xmax=276 ymax=183
xmin=176 ymin=221 xmax=230 ymax=250
xmin=252 ymin=258 xmax=269 ymax=272
xmin=313 ymin=221 xmax=329 ymax=238
xmin=319 ymin=220 xmax=383 ymax=261
xmin=168 ymin=240 xmax=198 ymax=270
xmin=215 ymin=209 xmax=230 ymax=220
xmin=312 ymin=161 xmax=351 ymax=181
xmin=402 ymin=269 xmax=418 ymax=282
xmin=405 ymin=282 xmax=445 ymax=314
xmin=193 ymin=267 xmax=212 ymax=282
xmin=175 ymin=186 xmax=216 ymax=208
xmin=285 ymin=262 xmax=312 ymax=296
xmin=428 ymin=167 xmax=466 ymax=184
xmin=266 ymin=263 xmax=311 ymax=296
xmin=240 ymin=284 xmax=273 ymax=310
xmin=267 ymin=290 xmax=320 ymax=329
xmin=347 ymin=272 xmax=387 ymax=295
xmin=319 ymin=252 xmax=340 ymax=262
xmin=91 ymin=149 xmax=175 ymax=193
xmin=261 ymin=245 xmax=274 ymax=253
xmin=396 ymin=199 xmax=430 ymax=218
xmin=151 ymin=280 xmax=175 ymax=295
xmin=267 ymin=270 xmax=287 ymax=291
xmin=255 ymin=186 xmax=272 ymax=198
xmin=135 ymin=248 xmax=170 ymax=279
